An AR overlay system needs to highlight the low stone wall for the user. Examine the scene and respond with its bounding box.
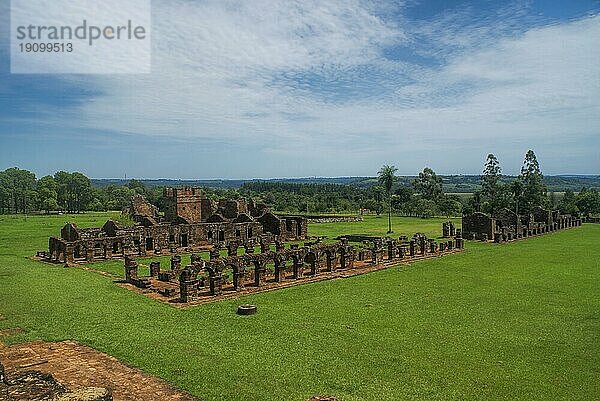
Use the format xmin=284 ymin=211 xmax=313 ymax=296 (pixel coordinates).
xmin=306 ymin=215 xmax=364 ymax=223
xmin=585 ymin=217 xmax=600 ymax=223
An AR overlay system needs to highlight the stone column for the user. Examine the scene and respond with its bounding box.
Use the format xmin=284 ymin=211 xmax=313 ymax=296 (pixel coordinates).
xmin=419 ymin=237 xmax=426 ymax=255
xmin=150 ymin=261 xmax=160 ymax=277
xmin=124 ymin=257 xmax=139 ymax=283
xmin=210 ymin=274 xmax=223 ymax=295
xmin=65 ymin=244 xmax=75 ymax=264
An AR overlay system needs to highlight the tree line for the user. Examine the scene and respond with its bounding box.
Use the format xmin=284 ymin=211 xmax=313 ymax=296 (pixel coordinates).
xmin=1 ymin=150 xmax=599 ymax=218
xmin=467 ymin=150 xmax=600 ymax=217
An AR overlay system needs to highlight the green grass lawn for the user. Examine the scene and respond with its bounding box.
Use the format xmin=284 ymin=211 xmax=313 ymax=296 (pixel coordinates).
xmin=0 ymin=213 xmax=598 ymax=401
xmin=308 ymin=214 xmax=460 ymax=239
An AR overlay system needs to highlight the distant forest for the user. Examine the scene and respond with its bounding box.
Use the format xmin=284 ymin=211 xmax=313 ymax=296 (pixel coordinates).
xmin=90 ymin=174 xmax=600 ymax=193
xmin=1 ymin=153 xmax=599 ymax=217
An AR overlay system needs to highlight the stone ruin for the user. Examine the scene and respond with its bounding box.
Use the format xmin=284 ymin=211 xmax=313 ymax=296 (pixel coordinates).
xmin=46 ymin=187 xmax=308 ymax=264
xmin=461 ymin=206 xmax=582 ymax=242
xmin=122 ymin=232 xmax=465 ymax=304
xmin=442 ymin=221 xmax=456 ymax=238
xmin=0 ymin=361 xmax=112 ymax=401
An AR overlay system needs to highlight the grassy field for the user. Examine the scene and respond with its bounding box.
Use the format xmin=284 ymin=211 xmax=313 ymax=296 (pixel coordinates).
xmin=0 ymin=213 xmax=598 ymax=400
xmin=308 ymin=214 xmax=460 ymax=239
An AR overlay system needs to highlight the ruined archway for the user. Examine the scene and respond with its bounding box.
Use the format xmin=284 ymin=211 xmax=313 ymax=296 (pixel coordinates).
xmin=304 ymin=252 xmax=318 ymax=275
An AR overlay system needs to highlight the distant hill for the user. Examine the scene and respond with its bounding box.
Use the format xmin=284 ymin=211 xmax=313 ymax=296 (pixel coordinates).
xmin=91 ymin=175 xmax=600 ymax=193
xmin=91 ymin=177 xmax=366 ymax=189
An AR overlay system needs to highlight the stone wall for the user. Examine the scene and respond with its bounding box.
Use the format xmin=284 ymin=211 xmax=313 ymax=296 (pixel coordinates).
xmin=461 ymin=209 xmax=581 ymax=242
xmin=48 ymin=190 xmax=309 ymax=264
xmin=462 ymin=212 xmax=495 ymax=241
xmin=306 ymin=215 xmax=364 ymax=223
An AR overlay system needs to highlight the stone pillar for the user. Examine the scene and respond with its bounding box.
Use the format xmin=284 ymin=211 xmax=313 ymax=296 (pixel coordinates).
xmin=387 ymin=241 xmax=394 ymax=261
xmin=179 ymin=269 xmax=190 ymax=303
xmin=340 ymin=250 xmax=348 ymax=269
xmin=275 ymin=260 xmax=286 ymax=282
xmin=210 ymin=248 xmax=220 ymax=260
xmin=227 ymin=242 xmax=238 ymax=257
xmin=233 ymin=268 xmax=244 ymax=290
xmin=275 ymin=240 xmax=285 ymax=253
xmin=150 ymin=261 xmax=160 ymax=277
xmin=419 ymin=237 xmax=426 ymax=256
xmin=65 ymin=244 xmax=75 ymax=264
xmin=254 ymin=263 xmax=266 ymax=286
xmin=210 ymin=274 xmax=223 ymax=295
xmin=260 ymin=241 xmax=270 ymax=254
xmin=409 ymin=240 xmax=416 ymax=257
xmin=428 ymin=239 xmax=437 ymax=253
xmin=292 ymin=259 xmax=303 ymax=279
xmin=171 ymin=255 xmax=182 ymax=270
xmin=124 ymin=256 xmax=138 ymax=283
xmin=371 ymin=248 xmax=378 ymax=265
xmin=86 ymin=247 xmax=94 ymax=263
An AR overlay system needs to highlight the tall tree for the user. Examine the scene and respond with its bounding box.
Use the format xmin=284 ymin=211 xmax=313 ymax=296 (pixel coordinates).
xmin=54 ymin=171 xmax=92 ymax=213
xmin=412 ymin=167 xmax=443 ymax=201
xmin=392 ymin=186 xmax=413 ymax=215
xmin=558 ymin=189 xmax=579 ymax=216
xmin=510 ymin=179 xmax=524 ymax=215
xmin=2 ymin=167 xmax=36 ymax=213
xmin=519 ymin=150 xmax=547 ymax=213
xmin=71 ymin=172 xmax=93 ymax=213
xmin=481 ymin=153 xmax=502 ymax=214
xmin=378 ymin=165 xmax=398 ymax=233
xmin=437 ymin=194 xmax=462 ymax=218
xmin=37 ymin=175 xmax=59 ymax=213
xmin=54 ymin=171 xmax=73 ymax=212
xmin=0 ymin=171 xmax=9 ymax=214
xmin=575 ymin=188 xmax=600 ymax=217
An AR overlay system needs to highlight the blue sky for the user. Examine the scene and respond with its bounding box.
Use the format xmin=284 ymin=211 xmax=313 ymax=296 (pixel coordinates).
xmin=0 ymin=0 xmax=599 ymax=179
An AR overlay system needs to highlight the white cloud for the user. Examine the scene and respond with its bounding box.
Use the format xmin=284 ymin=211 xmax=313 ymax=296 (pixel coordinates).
xmin=21 ymin=1 xmax=600 ymax=175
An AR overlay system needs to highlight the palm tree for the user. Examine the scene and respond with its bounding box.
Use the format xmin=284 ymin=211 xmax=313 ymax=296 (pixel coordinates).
xmin=378 ymin=165 xmax=398 ymax=233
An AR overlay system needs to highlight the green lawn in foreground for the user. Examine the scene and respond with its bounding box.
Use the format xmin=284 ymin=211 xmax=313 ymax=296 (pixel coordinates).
xmin=0 ymin=213 xmax=598 ymax=401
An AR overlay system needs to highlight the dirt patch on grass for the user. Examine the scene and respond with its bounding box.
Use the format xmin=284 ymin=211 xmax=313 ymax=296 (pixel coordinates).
xmin=0 ymin=327 xmax=24 ymax=337
xmin=0 ymin=340 xmax=201 ymax=401
xmin=0 ymin=327 xmax=25 ymax=349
